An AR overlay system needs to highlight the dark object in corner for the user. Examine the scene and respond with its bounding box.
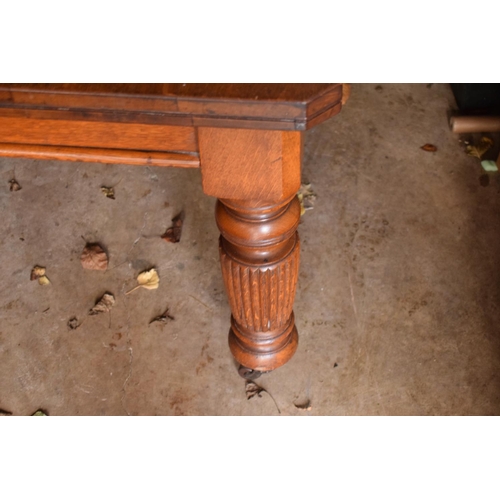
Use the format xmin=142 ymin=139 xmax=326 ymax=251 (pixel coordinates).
xmin=450 ymin=84 xmax=500 ymax=115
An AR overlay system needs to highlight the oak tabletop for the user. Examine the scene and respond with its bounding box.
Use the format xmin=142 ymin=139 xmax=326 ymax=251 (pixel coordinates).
xmin=0 ymin=84 xmax=343 ymax=131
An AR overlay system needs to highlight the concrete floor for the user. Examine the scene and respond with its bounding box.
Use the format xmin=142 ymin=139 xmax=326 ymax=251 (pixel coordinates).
xmin=1 ymin=84 xmax=499 ymax=416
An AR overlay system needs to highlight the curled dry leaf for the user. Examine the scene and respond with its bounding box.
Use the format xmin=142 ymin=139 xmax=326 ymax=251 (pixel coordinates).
xmin=245 ymin=381 xmax=265 ymax=400
xmin=149 ymin=307 xmax=175 ymax=325
xmin=162 ymin=211 xmax=184 ymax=243
xmin=298 ymin=183 xmax=317 ymax=216
xmin=245 ymin=380 xmax=281 ymax=414
xmin=9 ymin=178 xmax=21 ymax=191
xmin=68 ymin=317 xmax=80 ymax=330
xmin=31 ymin=266 xmax=50 ymax=285
xmin=81 ymin=243 xmax=108 ymax=271
xmin=421 ymin=144 xmax=438 ymax=152
xmin=0 ymin=408 xmax=13 ymax=416
xmin=467 ymin=137 xmax=494 ymax=159
xmin=38 ymin=276 xmax=50 ymax=286
xmin=126 ymin=268 xmax=160 ymax=295
xmin=101 ymin=186 xmax=115 ymax=200
xmin=89 ymin=292 xmax=115 ymax=315
xmin=32 ymin=409 xmax=48 ymax=416
xmin=31 ymin=266 xmax=46 ymax=281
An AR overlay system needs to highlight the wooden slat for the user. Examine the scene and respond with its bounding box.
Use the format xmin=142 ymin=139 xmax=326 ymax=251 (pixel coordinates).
xmin=0 ymin=143 xmax=199 ymax=168
xmin=0 ymin=116 xmax=197 ymax=153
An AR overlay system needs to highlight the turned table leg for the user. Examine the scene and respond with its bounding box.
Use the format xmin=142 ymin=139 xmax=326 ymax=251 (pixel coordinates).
xmin=216 ymin=195 xmax=300 ymax=375
xmin=198 ymin=126 xmax=303 ymax=376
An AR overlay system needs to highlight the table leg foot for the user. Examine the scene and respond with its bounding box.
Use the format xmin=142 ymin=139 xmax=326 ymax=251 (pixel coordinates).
xmin=216 ymin=195 xmax=300 ymax=373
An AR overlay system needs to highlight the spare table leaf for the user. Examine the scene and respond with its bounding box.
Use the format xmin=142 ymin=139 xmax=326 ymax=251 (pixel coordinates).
xmin=81 ymin=243 xmax=108 ymax=271
xmin=126 ymin=268 xmax=160 ymax=295
xmin=89 ymin=292 xmax=115 ymax=315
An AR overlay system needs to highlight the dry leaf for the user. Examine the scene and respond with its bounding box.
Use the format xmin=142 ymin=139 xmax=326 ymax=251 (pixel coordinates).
xmin=68 ymin=317 xmax=80 ymax=330
xmin=81 ymin=243 xmax=108 ymax=271
xmin=32 ymin=409 xmax=48 ymax=416
xmin=245 ymin=381 xmax=265 ymax=400
xmin=30 ymin=266 xmax=46 ymax=281
xmin=101 ymin=186 xmax=115 ymax=199
xmin=294 ymin=399 xmax=312 ymax=411
xmin=38 ymin=276 xmax=50 ymax=286
xmin=298 ymin=183 xmax=317 ymax=215
xmin=9 ymin=178 xmax=21 ymax=191
xmin=245 ymin=380 xmax=281 ymax=413
xmin=89 ymin=292 xmax=115 ymax=315
xmin=0 ymin=408 xmax=12 ymax=416
xmin=466 ymin=137 xmax=494 ymax=159
xmin=421 ymin=144 xmax=438 ymax=152
xmin=126 ymin=268 xmax=160 ymax=295
xmin=162 ymin=211 xmax=184 ymax=243
xmin=149 ymin=307 xmax=175 ymax=325
xmin=31 ymin=266 xmax=50 ymax=285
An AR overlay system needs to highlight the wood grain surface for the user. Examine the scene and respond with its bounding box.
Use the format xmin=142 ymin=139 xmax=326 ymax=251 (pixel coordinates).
xmin=0 ymin=84 xmax=343 ymax=131
xmin=0 ymin=143 xmax=199 ymax=168
xmin=198 ymin=128 xmax=302 ymax=201
xmin=0 ymin=116 xmax=197 ymax=153
xmin=217 ymin=196 xmax=301 ymax=372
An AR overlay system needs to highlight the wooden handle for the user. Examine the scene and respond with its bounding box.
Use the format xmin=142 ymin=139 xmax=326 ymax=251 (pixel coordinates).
xmin=450 ymin=116 xmax=500 ymax=134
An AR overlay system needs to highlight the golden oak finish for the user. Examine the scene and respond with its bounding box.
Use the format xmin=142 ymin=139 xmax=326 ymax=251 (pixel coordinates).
xmin=198 ymin=128 xmax=302 ymax=202
xmin=0 ymin=143 xmax=199 ymax=168
xmin=217 ymin=195 xmax=301 ymax=372
xmin=0 ymin=84 xmax=343 ymax=131
xmin=0 ymin=84 xmax=347 ymax=378
xmin=0 ymin=116 xmax=197 ymax=153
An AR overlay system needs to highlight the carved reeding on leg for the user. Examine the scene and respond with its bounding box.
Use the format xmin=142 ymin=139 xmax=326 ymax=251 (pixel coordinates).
xmin=216 ymin=195 xmax=300 ymax=372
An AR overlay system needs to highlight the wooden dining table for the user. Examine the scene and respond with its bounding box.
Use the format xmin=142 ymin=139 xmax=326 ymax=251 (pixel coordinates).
xmin=0 ymin=83 xmax=346 ymax=379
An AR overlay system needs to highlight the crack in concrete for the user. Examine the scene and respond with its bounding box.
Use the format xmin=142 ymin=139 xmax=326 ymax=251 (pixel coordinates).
xmin=120 ymin=282 xmax=133 ymax=416
xmin=121 ymin=344 xmax=133 ymax=416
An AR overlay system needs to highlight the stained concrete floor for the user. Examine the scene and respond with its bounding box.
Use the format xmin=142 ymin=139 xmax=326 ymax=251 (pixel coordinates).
xmin=1 ymin=84 xmax=500 ymax=416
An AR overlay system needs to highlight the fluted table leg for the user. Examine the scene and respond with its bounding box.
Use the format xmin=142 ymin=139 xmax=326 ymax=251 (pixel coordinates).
xmin=216 ymin=195 xmax=300 ymax=373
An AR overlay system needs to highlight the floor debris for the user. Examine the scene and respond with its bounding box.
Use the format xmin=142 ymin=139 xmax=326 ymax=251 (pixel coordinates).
xmin=81 ymin=243 xmax=108 ymax=271
xmin=67 ymin=317 xmax=80 ymax=330
xmin=126 ymin=268 xmax=159 ymax=295
xmin=30 ymin=266 xmax=50 ymax=285
xmin=89 ymin=292 xmax=115 ymax=315
xmin=149 ymin=307 xmax=175 ymax=326
xmin=245 ymin=380 xmax=281 ymax=414
xmin=162 ymin=211 xmax=184 ymax=243
xmin=298 ymin=183 xmax=317 ymax=215
xmin=9 ymin=178 xmax=21 ymax=191
xmin=421 ymin=144 xmax=438 ymax=152
xmin=100 ymin=186 xmax=115 ymax=199
xmin=466 ymin=137 xmax=493 ymax=159
xmin=293 ymin=399 xmax=312 ymax=411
